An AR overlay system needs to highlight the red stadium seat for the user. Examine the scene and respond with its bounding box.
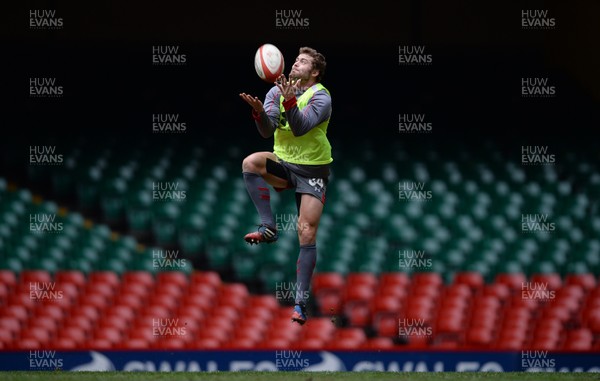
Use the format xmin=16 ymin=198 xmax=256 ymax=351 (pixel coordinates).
xmin=53 ymin=338 xmax=77 ymax=349
xmin=374 ymin=314 xmax=399 ymax=337
xmin=122 ymin=338 xmax=151 ymax=349
xmin=190 ymin=271 xmax=222 ymax=288
xmin=334 ymin=327 xmax=367 ymax=343
xmin=79 ymin=293 xmax=110 ymax=311
xmin=343 ymin=284 xmax=375 ymax=304
xmin=0 ymin=270 xmax=17 ymax=289
xmin=118 ymin=281 xmax=149 ymax=298
xmin=86 ymin=339 xmax=113 ymax=349
xmin=0 ymin=317 xmax=21 ymax=333
xmin=495 ymin=337 xmax=523 ymax=350
xmin=436 ymin=309 xmax=464 ymax=334
xmin=362 ymin=337 xmax=395 ymax=349
xmin=55 ymin=270 xmax=86 ymax=287
xmin=345 ymin=302 xmax=371 ymax=327
xmin=36 ymin=304 xmax=65 ymax=321
xmin=3 ymin=305 xmax=29 ymax=321
xmin=57 ymin=327 xmax=88 ymax=344
xmin=530 ymin=273 xmax=562 ymax=291
xmin=316 ymin=290 xmax=343 ymax=316
xmin=248 ymin=295 xmax=279 ymax=311
xmin=29 ymin=317 xmax=59 ymax=332
xmin=157 ymin=271 xmax=189 ymax=287
xmin=20 ymin=270 xmax=52 ymax=285
xmin=453 ymin=271 xmax=484 ymax=290
xmin=495 ymin=273 xmax=527 ymax=292
xmin=21 ymin=326 xmax=52 ymax=345
xmin=122 ymin=271 xmax=154 ymax=288
xmin=482 ymin=283 xmax=511 ymax=301
xmin=15 ymin=338 xmax=41 ymax=349
xmin=379 ymin=272 xmax=410 ymax=288
xmin=412 ymin=272 xmax=443 ymax=287
xmin=256 ymin=337 xmax=291 ymax=349
xmin=328 ymin=338 xmax=363 ymax=349
xmin=155 ymin=282 xmax=185 ymax=299
xmin=86 ymin=281 xmax=118 ymax=299
xmin=465 ymin=327 xmax=493 ymax=347
xmin=234 ymin=327 xmax=265 ymax=343
xmin=312 ymin=272 xmax=345 ymax=295
xmin=94 ymin=327 xmax=123 ymax=344
xmin=565 ymin=273 xmax=597 ymax=291
xmin=187 ymin=338 xmax=221 ymax=349
xmin=531 ymin=337 xmax=559 ymax=350
xmin=89 ymin=271 xmax=120 ymax=288
xmin=445 ymin=283 xmax=472 ymax=299
xmin=346 ymin=272 xmax=378 ymax=289
xmin=0 ymin=283 xmax=9 ymax=302
xmin=292 ymin=337 xmax=323 ymax=350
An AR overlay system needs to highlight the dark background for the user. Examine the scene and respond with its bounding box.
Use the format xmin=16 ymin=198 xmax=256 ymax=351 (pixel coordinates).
xmin=1 ymin=0 xmax=599 ymax=182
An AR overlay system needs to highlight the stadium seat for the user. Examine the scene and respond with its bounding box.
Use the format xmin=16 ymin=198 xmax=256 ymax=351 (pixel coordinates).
xmin=495 ymin=272 xmax=527 ymax=292
xmin=453 ymin=271 xmax=484 ymax=290
xmin=530 ymin=273 xmax=562 ymax=291
xmin=565 ymin=273 xmax=597 ymax=291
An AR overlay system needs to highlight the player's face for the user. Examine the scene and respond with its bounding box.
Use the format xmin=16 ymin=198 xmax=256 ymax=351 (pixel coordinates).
xmin=290 ymin=54 xmax=316 ymax=81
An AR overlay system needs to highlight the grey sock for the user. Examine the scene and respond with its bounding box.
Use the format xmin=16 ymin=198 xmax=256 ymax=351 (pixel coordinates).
xmin=295 ymin=244 xmax=317 ymax=306
xmin=243 ymin=172 xmax=275 ymax=228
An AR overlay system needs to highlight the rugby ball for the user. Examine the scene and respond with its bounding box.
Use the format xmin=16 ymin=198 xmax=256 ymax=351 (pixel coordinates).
xmin=254 ymin=44 xmax=285 ymax=83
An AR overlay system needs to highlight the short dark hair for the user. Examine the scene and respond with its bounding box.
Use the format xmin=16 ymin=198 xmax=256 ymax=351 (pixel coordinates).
xmin=299 ymin=46 xmax=326 ymax=82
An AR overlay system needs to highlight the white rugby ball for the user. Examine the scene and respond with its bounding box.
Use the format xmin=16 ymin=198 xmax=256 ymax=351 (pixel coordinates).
xmin=254 ymin=44 xmax=285 ymax=83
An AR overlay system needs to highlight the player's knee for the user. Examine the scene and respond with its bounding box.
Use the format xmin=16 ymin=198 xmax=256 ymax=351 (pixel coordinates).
xmin=297 ymin=221 xmax=317 ymax=244
xmin=242 ymin=154 xmax=263 ymax=173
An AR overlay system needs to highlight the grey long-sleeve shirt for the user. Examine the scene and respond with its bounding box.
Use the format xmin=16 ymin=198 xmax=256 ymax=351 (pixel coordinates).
xmin=251 ymin=84 xmax=332 ymax=179
xmin=253 ymin=85 xmax=332 ymax=139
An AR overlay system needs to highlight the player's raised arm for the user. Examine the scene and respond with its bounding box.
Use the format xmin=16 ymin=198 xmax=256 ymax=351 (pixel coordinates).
xmin=239 ymin=88 xmax=280 ymax=138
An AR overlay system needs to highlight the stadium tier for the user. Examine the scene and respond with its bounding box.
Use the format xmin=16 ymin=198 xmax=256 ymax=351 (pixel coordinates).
xmin=1 ymin=135 xmax=599 ymax=351
xmin=0 ymin=269 xmax=599 ymax=350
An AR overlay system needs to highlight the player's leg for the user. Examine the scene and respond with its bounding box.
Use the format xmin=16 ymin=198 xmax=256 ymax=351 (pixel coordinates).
xmin=292 ymin=192 xmax=325 ymax=325
xmin=241 ymin=152 xmax=289 ymax=244
xmin=242 ymin=151 xmax=289 ymax=188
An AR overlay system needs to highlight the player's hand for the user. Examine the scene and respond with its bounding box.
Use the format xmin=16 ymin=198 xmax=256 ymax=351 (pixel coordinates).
xmin=275 ymin=74 xmax=299 ymax=101
xmin=239 ymin=93 xmax=264 ymax=113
